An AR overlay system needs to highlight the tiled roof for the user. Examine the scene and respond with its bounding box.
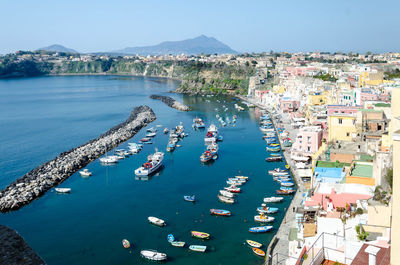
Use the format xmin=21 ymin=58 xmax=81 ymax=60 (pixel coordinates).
xmin=350 ymin=244 xmax=390 ymax=265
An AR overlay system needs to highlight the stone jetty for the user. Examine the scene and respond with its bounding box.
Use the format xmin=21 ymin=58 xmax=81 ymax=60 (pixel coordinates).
xmin=0 ymin=225 xmax=46 ymax=265
xmin=0 ymin=106 xmax=156 ymax=212
xmin=150 ymin=94 xmax=190 ymax=111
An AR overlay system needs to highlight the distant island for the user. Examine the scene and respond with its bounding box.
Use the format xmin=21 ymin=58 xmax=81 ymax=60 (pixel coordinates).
xmin=37 ymin=44 xmax=78 ymax=54
xmin=111 ymin=35 xmax=238 ymax=55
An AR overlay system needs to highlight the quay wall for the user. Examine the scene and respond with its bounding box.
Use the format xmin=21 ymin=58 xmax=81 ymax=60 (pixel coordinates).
xmin=0 ymin=106 xmax=156 ymax=212
xmin=149 ymin=94 xmax=190 ymax=111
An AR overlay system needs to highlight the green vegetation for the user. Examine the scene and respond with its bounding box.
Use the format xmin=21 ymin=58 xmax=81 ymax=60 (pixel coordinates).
xmin=314 ymin=73 xmax=338 ymax=82
xmin=0 ymin=59 xmax=53 ymax=78
xmin=386 ymin=168 xmax=393 ymax=189
xmin=384 ymin=69 xmax=400 ymax=79
xmin=355 ymin=224 xmax=369 ymax=241
xmin=316 ymin=160 xmax=351 ymax=168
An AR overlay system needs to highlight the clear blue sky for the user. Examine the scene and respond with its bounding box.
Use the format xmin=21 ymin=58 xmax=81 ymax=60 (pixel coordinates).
xmin=1 ymin=0 xmax=399 ymax=54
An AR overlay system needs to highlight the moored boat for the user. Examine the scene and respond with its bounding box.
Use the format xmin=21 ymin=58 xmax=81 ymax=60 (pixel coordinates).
xmin=224 ymin=186 xmax=241 ymax=193
xmin=257 ymin=204 xmax=279 ymax=214
xmin=254 ymin=213 xmax=275 ymax=223
xmin=55 ymin=188 xmax=71 ymax=193
xmin=163 ymin=128 xmax=169 ymax=134
xmin=276 ymin=189 xmax=295 ymax=195
xmin=266 ymin=156 xmax=283 ymax=162
xmin=191 ymin=231 xmax=210 ymax=240
xmin=219 ymin=190 xmax=235 ymax=198
xmin=218 ymin=194 xmax=235 ymax=204
xmin=167 ymin=234 xmax=174 ymax=242
xmin=189 ymin=245 xmax=207 ymax=252
xmin=246 ymin=240 xmax=262 ymax=248
xmin=140 ymin=250 xmax=167 ymax=261
xmin=210 ymin=209 xmax=231 ymax=216
xmin=135 ymin=151 xmax=164 ymax=176
xmin=184 ymin=195 xmax=196 ymax=202
xmin=249 ymin=226 xmax=273 ymax=233
xmin=253 ymin=247 xmax=265 ymax=257
xmin=266 ymin=146 xmax=281 ymax=152
xmin=122 ymin=239 xmax=131 ymax=248
xmin=79 ymin=168 xmax=92 ymax=177
xmin=264 ymin=197 xmax=284 ymax=203
xmin=281 ymin=181 xmax=295 ymax=187
xmin=171 ymin=241 xmax=185 ymax=247
xmin=148 ymin=216 xmax=166 ymax=227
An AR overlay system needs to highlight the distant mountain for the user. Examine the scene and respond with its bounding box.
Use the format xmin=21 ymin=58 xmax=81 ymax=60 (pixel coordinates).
xmin=36 ymin=44 xmax=78 ymax=53
xmin=112 ymin=35 xmax=237 ymax=55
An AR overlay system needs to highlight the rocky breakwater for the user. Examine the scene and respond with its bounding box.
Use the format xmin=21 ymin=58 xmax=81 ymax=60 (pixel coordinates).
xmin=150 ymin=94 xmax=190 ymax=111
xmin=0 ymin=106 xmax=156 ymax=212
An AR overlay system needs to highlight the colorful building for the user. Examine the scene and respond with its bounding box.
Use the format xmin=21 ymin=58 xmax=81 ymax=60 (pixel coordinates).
xmin=279 ymin=97 xmax=300 ymax=112
xmin=291 ymin=126 xmax=323 ymax=157
xmin=328 ymin=113 xmax=357 ymax=142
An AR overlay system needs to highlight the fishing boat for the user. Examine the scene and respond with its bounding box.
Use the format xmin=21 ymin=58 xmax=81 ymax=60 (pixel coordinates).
xmin=163 ymin=128 xmax=169 ymax=134
xmin=266 ymin=146 xmax=281 ymax=152
xmin=191 ymin=231 xmax=210 ymax=240
xmin=219 ymin=190 xmax=235 ymax=198
xmin=274 ymin=177 xmax=292 ymax=182
xmin=224 ymin=186 xmax=241 ymax=193
xmin=55 ymin=188 xmax=71 ymax=193
xmin=204 ymin=124 xmax=218 ymax=143
xmin=167 ymin=234 xmax=174 ymax=242
xmin=128 ymin=143 xmax=143 ymax=154
xmin=166 ymin=140 xmax=176 ymax=152
xmin=189 ymin=245 xmax=207 ymax=252
xmin=210 ymin=209 xmax=231 ymax=216
xmin=268 ymin=168 xmax=288 ymax=175
xmin=140 ymin=250 xmax=167 ymax=261
xmin=266 ymin=156 xmax=283 ymax=162
xmin=200 ymin=150 xmax=215 ymax=163
xmin=281 ymin=181 xmax=295 ymax=187
xmin=99 ymin=156 xmax=118 ymax=164
xmin=246 ymin=240 xmax=262 ymax=248
xmin=260 ymin=127 xmax=275 ymax=133
xmin=122 ymin=239 xmax=131 ymax=248
xmin=257 ymin=204 xmax=279 ymax=214
xmin=148 ymin=216 xmax=166 ymax=227
xmin=206 ymin=143 xmax=218 ymax=156
xmin=184 ymin=195 xmax=196 ymax=202
xmin=253 ymin=248 xmax=265 ymax=257
xmin=171 ymin=241 xmax=185 ymax=247
xmin=249 ymin=226 xmax=273 ymax=233
xmin=79 ymin=168 xmax=92 ymax=177
xmin=146 ymin=132 xmax=157 ymax=137
xmin=276 ymin=189 xmax=295 ymax=195
xmin=135 ymin=151 xmax=164 ymax=176
xmin=280 ymin=186 xmax=294 ymax=191
xmin=226 ymin=180 xmax=243 ymax=186
xmin=227 ymin=177 xmax=246 ymax=183
xmin=140 ymin=137 xmax=152 ymax=143
xmin=264 ymin=197 xmax=284 ymax=203
xmin=218 ymin=195 xmax=234 ymax=204
xmin=254 ymin=213 xmax=275 ymax=223
xmin=193 ymin=117 xmax=206 ymax=129
xmin=235 ymin=175 xmax=249 ymax=180
xmin=146 ymin=127 xmax=157 ymax=133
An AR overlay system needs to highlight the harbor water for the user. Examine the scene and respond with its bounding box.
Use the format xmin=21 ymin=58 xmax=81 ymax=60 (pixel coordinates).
xmin=0 ymin=76 xmax=293 ymax=265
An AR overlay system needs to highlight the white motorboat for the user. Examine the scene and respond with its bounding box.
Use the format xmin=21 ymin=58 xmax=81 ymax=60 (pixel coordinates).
xmin=219 ymin=190 xmax=235 ymax=198
xmin=135 ymin=152 xmax=164 ymax=176
xmin=128 ymin=143 xmax=142 ymax=154
xmin=146 ymin=132 xmax=157 ymax=137
xmin=205 ymin=124 xmax=218 ymax=143
xmin=254 ymin=214 xmax=275 ymax=223
xmin=264 ymin=197 xmax=284 ymax=203
xmin=79 ymin=169 xmax=92 ymax=177
xmin=140 ymin=250 xmax=167 ymax=261
xmin=55 ymin=188 xmax=71 ymax=193
xmin=148 ymin=216 xmax=166 ymax=227
xmin=218 ymin=195 xmax=235 ymax=204
xmin=99 ymin=156 xmax=118 ymax=164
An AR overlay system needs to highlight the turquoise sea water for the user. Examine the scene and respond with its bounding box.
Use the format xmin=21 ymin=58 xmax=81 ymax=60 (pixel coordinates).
xmin=0 ymin=76 xmax=293 ymax=265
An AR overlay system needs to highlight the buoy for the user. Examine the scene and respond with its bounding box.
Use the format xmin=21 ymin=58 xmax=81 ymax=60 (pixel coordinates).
xmin=285 ymin=165 xmax=290 ymax=169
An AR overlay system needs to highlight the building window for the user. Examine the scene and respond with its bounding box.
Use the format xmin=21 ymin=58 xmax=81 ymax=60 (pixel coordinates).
xmin=346 ymin=132 xmax=350 ymax=137
xmin=307 ymin=146 xmax=311 ymax=152
xmin=307 ymin=136 xmax=311 ymax=142
xmin=338 ymin=118 xmax=343 ymax=124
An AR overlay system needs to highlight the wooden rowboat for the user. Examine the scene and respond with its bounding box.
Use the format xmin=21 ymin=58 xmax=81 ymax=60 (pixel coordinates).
xmin=191 ymin=231 xmax=210 ymax=239
xmin=253 ymin=247 xmax=265 ymax=257
xmin=246 ymin=240 xmax=262 ymax=248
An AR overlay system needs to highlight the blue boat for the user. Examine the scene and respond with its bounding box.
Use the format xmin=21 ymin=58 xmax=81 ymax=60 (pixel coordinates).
xmin=249 ymin=226 xmax=273 ymax=233
xmin=184 ymin=195 xmax=196 ymax=202
xmin=167 ymin=234 xmax=175 ymax=242
xmin=280 ymin=186 xmax=294 ymax=191
xmin=256 ymin=206 xmax=278 ymax=214
xmin=266 ymin=147 xmax=281 ymax=152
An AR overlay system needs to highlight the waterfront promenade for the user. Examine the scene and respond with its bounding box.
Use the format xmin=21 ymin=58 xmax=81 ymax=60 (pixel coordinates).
xmin=238 ymin=96 xmax=303 ymax=265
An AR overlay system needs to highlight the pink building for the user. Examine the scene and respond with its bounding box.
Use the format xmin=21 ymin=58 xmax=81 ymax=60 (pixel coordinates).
xmin=359 ymin=92 xmax=390 ymax=105
xmin=291 ymin=126 xmax=323 ymax=157
xmin=280 ymin=97 xmax=300 ymax=113
xmin=285 ymin=66 xmax=316 ymax=76
xmin=327 ymin=105 xmax=360 ymax=115
xmin=254 ymin=90 xmax=270 ymax=101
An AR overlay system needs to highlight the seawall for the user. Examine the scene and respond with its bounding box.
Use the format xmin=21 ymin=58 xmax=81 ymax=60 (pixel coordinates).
xmin=0 ymin=106 xmax=156 ymax=212
xmin=149 ymin=94 xmax=190 ymax=111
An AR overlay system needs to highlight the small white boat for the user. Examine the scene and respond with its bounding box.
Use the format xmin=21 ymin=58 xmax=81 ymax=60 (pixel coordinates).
xmin=218 ymin=195 xmax=234 ymax=204
xmin=189 ymin=245 xmax=207 ymax=252
xmin=254 ymin=214 xmax=275 ymax=223
xmin=235 ymin=175 xmax=249 ymax=180
xmin=219 ymin=190 xmax=235 ymax=198
xmin=264 ymin=197 xmax=284 ymax=203
xmin=146 ymin=132 xmax=157 ymax=137
xmin=99 ymin=156 xmax=118 ymax=164
xmin=55 ymin=188 xmax=71 ymax=193
xmin=148 ymin=216 xmax=166 ymax=227
xmin=140 ymin=249 xmax=167 ymax=261
xmin=171 ymin=241 xmax=185 ymax=247
xmin=79 ymin=169 xmax=92 ymax=177
xmin=246 ymin=240 xmax=262 ymax=248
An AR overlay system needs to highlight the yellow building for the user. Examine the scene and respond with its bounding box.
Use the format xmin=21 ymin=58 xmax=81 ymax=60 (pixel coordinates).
xmin=308 ymin=92 xmax=326 ymax=106
xmin=272 ymin=85 xmax=285 ymax=94
xmin=359 ymin=71 xmax=385 ymax=87
xmin=328 ymin=114 xmax=357 ymax=142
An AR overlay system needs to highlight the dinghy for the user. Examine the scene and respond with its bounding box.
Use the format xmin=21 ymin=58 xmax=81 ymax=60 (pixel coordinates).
xmin=148 ymin=216 xmax=166 ymax=227
xmin=264 ymin=197 xmax=284 ymax=203
xmin=167 ymin=234 xmax=174 ymax=242
xmin=219 ymin=190 xmax=235 ymax=198
xmin=249 ymin=226 xmax=273 ymax=233
xmin=257 ymin=204 xmax=279 ymax=214
xmin=171 ymin=241 xmax=185 ymax=247
xmin=189 ymin=245 xmax=207 ymax=252
xmin=140 ymin=250 xmax=167 ymax=261
xmin=210 ymin=209 xmax=231 ymax=216
xmin=122 ymin=239 xmax=130 ymax=248
xmin=79 ymin=169 xmax=92 ymax=177
xmin=55 ymin=188 xmax=71 ymax=193
xmin=253 ymin=247 xmax=265 ymax=257
xmin=184 ymin=195 xmax=196 ymax=202
xmin=246 ymin=240 xmax=262 ymax=248
xmin=191 ymin=231 xmax=210 ymax=239
xmin=224 ymin=186 xmax=241 ymax=193
xmin=218 ymin=195 xmax=234 ymax=204
xmin=254 ymin=214 xmax=275 ymax=223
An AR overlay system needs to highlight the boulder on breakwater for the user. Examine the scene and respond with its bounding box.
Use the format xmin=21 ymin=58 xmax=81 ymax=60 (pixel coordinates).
xmin=149 ymin=94 xmax=190 ymax=111
xmin=0 ymin=105 xmax=156 ymax=212
xmin=0 ymin=225 xmax=46 ymax=265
